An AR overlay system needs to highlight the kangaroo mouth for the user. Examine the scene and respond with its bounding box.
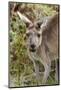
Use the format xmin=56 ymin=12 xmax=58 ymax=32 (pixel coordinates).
xmin=29 ymin=48 xmax=36 ymax=52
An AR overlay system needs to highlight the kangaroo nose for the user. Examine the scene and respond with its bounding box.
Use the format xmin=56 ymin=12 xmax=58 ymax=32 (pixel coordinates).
xmin=30 ymin=44 xmax=35 ymax=48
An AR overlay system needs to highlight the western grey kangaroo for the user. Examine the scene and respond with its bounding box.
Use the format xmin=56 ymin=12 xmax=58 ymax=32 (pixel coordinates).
xmin=17 ymin=11 xmax=59 ymax=84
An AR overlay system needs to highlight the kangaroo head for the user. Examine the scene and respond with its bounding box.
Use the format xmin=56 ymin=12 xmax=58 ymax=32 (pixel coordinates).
xmin=17 ymin=11 xmax=47 ymax=52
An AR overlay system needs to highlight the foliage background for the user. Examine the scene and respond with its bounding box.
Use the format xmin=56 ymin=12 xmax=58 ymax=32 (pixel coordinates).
xmin=9 ymin=2 xmax=59 ymax=87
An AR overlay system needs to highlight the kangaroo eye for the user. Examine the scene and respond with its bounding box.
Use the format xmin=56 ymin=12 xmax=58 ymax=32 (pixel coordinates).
xmin=37 ymin=33 xmax=40 ymax=37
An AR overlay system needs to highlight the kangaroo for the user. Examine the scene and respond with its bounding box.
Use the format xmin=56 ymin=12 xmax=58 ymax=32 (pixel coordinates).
xmin=17 ymin=11 xmax=59 ymax=84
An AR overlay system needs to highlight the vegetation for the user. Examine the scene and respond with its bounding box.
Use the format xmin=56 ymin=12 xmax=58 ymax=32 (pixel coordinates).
xmin=9 ymin=2 xmax=59 ymax=87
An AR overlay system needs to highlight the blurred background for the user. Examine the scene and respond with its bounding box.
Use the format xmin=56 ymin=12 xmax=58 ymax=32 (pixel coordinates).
xmin=9 ymin=2 xmax=59 ymax=87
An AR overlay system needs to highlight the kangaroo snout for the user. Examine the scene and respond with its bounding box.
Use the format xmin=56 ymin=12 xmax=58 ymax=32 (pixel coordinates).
xmin=30 ymin=44 xmax=35 ymax=48
xmin=30 ymin=44 xmax=36 ymax=52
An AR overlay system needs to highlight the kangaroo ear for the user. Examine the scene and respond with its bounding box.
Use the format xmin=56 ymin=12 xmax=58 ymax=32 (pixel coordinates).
xmin=41 ymin=13 xmax=58 ymax=32
xmin=40 ymin=18 xmax=49 ymax=32
xmin=36 ymin=20 xmax=43 ymax=29
xmin=35 ymin=19 xmax=48 ymax=33
xmin=17 ymin=11 xmax=32 ymax=27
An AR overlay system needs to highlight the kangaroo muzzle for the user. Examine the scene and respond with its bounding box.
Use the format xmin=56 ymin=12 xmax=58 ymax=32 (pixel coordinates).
xmin=30 ymin=44 xmax=36 ymax=52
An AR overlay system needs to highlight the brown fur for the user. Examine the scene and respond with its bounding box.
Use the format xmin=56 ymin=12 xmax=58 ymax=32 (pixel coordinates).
xmin=28 ymin=13 xmax=59 ymax=84
xmin=17 ymin=11 xmax=59 ymax=84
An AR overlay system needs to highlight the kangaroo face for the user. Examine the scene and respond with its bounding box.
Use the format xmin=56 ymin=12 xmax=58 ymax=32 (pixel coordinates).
xmin=25 ymin=23 xmax=42 ymax=52
xmin=17 ymin=11 xmax=44 ymax=52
